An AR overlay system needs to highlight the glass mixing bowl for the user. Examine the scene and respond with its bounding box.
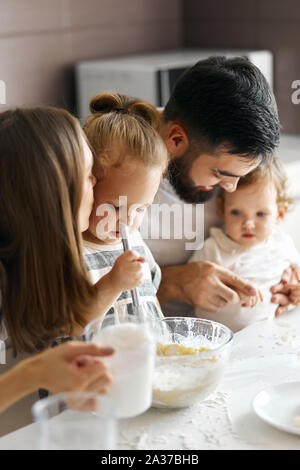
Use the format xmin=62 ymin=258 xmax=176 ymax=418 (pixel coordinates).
xmin=152 ymin=317 xmax=233 ymax=409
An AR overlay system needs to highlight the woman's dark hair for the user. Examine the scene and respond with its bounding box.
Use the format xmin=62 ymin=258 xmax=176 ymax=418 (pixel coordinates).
xmin=164 ymin=56 xmax=280 ymax=161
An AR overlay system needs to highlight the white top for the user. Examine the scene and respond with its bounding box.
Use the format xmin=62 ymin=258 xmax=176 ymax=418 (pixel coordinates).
xmin=190 ymin=227 xmax=300 ymax=332
xmin=140 ymin=178 xmax=222 ymax=316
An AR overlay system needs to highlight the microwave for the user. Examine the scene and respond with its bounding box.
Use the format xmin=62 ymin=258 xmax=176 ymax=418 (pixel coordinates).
xmin=75 ymin=49 xmax=273 ymax=120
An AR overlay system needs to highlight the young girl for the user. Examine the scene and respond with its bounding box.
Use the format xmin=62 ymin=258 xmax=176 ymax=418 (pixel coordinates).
xmin=190 ymin=157 xmax=300 ymax=332
xmin=0 ymin=107 xmax=144 ymax=356
xmin=83 ymin=93 xmax=168 ymax=320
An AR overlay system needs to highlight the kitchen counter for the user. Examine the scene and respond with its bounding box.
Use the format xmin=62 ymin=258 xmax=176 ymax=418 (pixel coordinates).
xmin=1 ymin=308 xmax=300 ymax=450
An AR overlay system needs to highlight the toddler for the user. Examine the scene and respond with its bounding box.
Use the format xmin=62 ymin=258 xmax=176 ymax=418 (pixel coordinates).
xmin=83 ymin=92 xmax=168 ymax=320
xmin=190 ymin=157 xmax=300 ymax=332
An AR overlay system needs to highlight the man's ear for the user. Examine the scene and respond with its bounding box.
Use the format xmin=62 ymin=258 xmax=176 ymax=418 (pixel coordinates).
xmin=277 ymin=201 xmax=289 ymax=223
xmin=164 ymin=123 xmax=189 ymax=158
xmin=217 ymin=196 xmax=225 ymax=221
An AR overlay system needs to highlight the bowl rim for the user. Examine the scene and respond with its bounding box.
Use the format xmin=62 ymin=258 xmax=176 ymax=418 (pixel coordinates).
xmin=157 ymin=316 xmax=234 ymax=354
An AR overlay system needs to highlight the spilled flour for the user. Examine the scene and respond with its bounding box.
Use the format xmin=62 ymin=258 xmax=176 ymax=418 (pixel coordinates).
xmin=118 ymin=390 xmax=239 ymax=450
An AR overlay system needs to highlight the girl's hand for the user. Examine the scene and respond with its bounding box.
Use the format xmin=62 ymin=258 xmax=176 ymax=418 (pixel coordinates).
xmin=109 ymin=250 xmax=145 ymax=291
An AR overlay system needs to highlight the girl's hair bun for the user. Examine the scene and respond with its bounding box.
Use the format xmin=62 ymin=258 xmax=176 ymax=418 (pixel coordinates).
xmin=89 ymin=92 xmax=126 ymax=115
xmin=129 ymin=101 xmax=161 ymax=133
xmin=89 ymin=92 xmax=162 ymax=132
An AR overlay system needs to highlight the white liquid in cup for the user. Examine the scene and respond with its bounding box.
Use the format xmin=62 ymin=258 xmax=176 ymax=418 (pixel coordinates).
xmin=97 ymin=323 xmax=155 ymax=419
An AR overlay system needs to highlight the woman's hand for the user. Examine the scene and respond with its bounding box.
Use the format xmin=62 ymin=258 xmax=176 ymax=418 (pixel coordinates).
xmin=0 ymin=342 xmax=114 ymax=413
xmin=32 ymin=341 xmax=114 ymax=395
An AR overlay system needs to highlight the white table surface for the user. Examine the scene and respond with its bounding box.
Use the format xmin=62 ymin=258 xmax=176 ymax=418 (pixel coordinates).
xmin=1 ymin=308 xmax=300 ymax=450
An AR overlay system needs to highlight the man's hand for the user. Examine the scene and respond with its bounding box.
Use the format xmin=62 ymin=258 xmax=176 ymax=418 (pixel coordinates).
xmin=271 ymin=264 xmax=300 ymax=316
xmin=158 ymin=261 xmax=259 ymax=312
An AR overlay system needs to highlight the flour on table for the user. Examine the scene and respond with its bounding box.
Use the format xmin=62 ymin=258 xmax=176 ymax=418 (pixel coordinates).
xmin=118 ymin=390 xmax=239 ymax=450
xmin=276 ymin=321 xmax=292 ymax=328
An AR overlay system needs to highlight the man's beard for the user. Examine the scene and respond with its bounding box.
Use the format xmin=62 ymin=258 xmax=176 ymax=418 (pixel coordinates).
xmin=167 ymin=155 xmax=216 ymax=203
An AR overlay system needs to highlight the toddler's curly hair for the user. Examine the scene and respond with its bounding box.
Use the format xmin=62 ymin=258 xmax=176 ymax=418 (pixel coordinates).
xmin=219 ymin=157 xmax=293 ymax=208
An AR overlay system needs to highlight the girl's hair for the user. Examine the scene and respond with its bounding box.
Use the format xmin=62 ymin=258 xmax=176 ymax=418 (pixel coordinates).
xmin=0 ymin=107 xmax=95 ymax=354
xmin=219 ymin=157 xmax=293 ymax=207
xmin=83 ymin=92 xmax=168 ymax=178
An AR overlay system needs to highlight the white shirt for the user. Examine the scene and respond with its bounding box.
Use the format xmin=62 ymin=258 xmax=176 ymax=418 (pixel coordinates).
xmin=140 ymin=178 xmax=222 ymax=316
xmin=190 ymin=227 xmax=300 ymax=332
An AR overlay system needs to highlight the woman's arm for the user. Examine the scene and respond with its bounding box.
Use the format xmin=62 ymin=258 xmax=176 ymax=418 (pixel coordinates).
xmin=0 ymin=357 xmax=39 ymax=413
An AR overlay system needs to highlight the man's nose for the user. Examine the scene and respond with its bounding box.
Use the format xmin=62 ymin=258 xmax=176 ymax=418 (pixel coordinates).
xmin=220 ymin=179 xmax=239 ymax=192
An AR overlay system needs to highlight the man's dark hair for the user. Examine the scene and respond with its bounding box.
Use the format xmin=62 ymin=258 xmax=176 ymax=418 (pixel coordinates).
xmin=164 ymin=56 xmax=280 ymax=160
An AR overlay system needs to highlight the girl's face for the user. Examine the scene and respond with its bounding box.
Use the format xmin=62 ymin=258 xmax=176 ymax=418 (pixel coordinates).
xmin=88 ymin=160 xmax=162 ymax=244
xmin=78 ymin=138 xmax=96 ymax=232
xmin=222 ymin=179 xmax=282 ymax=248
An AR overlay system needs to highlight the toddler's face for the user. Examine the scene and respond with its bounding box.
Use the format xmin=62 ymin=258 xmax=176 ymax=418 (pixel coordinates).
xmin=222 ymin=180 xmax=282 ymax=248
xmin=88 ymin=160 xmax=162 ymax=244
